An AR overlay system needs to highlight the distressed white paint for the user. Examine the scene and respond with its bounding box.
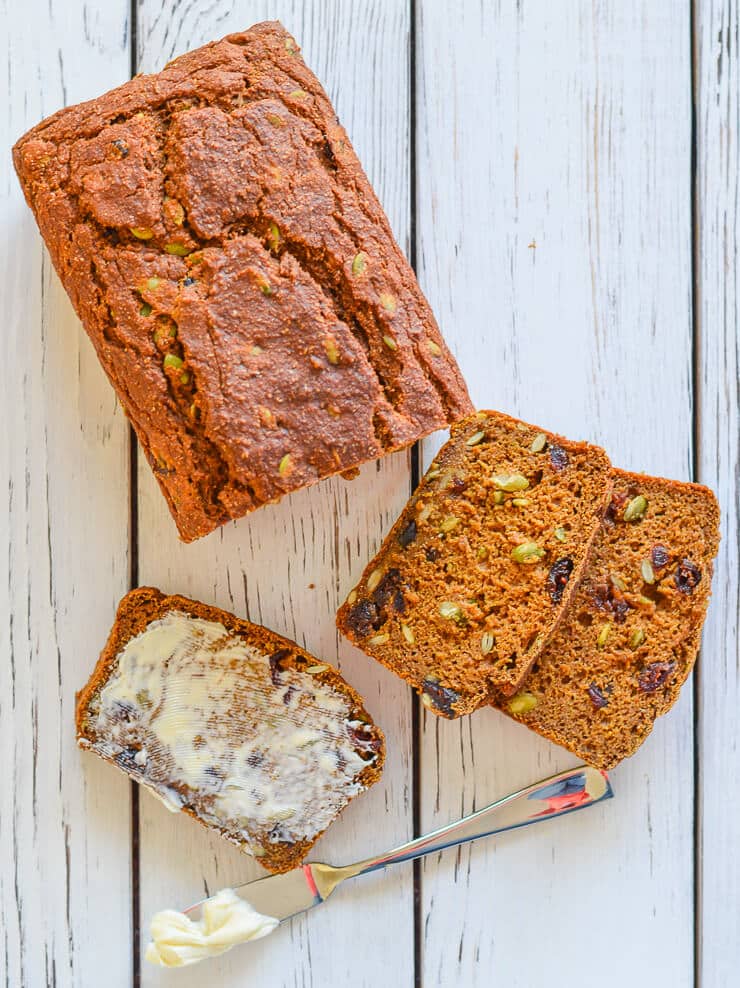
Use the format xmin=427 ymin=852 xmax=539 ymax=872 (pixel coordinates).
xmin=695 ymin=2 xmax=740 ymax=984
xmin=1 ymin=1 xmax=133 ymax=987
xmin=4 ymin=1 xmax=740 ymax=986
xmin=415 ymin=3 xmax=697 ymax=986
xmin=134 ymin=3 xmax=415 ymax=987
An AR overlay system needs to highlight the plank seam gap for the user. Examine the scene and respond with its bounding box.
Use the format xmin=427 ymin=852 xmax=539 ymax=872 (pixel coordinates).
xmin=408 ymin=2 xmax=422 ymax=987
xmin=129 ymin=3 xmax=141 ymax=986
xmin=688 ymin=1 xmax=701 ymax=985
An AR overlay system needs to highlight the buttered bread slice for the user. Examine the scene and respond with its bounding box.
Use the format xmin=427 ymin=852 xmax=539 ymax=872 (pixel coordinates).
xmin=77 ymin=588 xmax=384 ymax=873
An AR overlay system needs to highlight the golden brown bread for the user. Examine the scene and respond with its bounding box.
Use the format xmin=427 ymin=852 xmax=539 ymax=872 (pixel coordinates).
xmin=13 ymin=21 xmax=472 ymax=541
xmin=493 ymin=470 xmax=720 ymax=768
xmin=336 ymin=410 xmax=613 ymax=715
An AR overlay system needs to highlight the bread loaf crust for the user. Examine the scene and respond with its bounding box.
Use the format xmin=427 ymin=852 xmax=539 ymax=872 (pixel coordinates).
xmin=14 ymin=21 xmax=472 ymax=541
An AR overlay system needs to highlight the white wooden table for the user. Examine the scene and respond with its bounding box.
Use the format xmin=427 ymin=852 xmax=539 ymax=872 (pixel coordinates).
xmin=2 ymin=1 xmax=738 ymax=985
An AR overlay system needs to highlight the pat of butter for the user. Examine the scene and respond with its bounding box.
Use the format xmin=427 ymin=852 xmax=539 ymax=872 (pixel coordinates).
xmin=145 ymin=888 xmax=278 ymax=968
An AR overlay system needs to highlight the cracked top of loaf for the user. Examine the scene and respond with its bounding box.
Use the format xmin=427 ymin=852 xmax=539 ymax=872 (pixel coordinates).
xmin=13 ymin=20 xmax=472 ymax=541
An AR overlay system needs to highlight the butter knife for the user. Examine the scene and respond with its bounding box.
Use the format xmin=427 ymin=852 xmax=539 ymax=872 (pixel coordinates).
xmin=187 ymin=765 xmax=612 ymax=922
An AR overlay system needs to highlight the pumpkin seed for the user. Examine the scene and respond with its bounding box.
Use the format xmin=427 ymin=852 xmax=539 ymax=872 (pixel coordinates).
xmin=366 ymin=567 xmax=384 ymax=593
xmin=438 ymin=601 xmax=463 ymax=622
xmin=401 ymin=624 xmax=415 ymax=645
xmin=597 ymin=623 xmax=611 ymax=648
xmin=130 ymin=227 xmax=154 ymax=240
xmin=379 ymin=292 xmax=397 ymax=313
xmin=439 ymin=515 xmax=460 ymax=533
xmin=324 ymin=338 xmax=340 ymax=365
xmin=351 ymin=252 xmax=367 ymax=276
xmin=492 ymin=473 xmax=529 ymax=492
xmin=417 ymin=503 xmax=433 ymax=524
xmin=508 ymin=692 xmax=538 ymax=714
xmin=480 ymin=631 xmax=495 ymax=655
xmin=554 ymin=527 xmax=567 ymax=542
xmin=641 ymin=559 xmax=656 ymax=584
xmin=383 ymin=334 xmax=397 ymax=351
xmin=347 ymin=590 xmax=357 ymax=605
xmin=623 ymin=495 xmax=648 ymax=522
xmin=368 ymin=633 xmax=389 ymax=646
xmin=512 ymin=498 xmax=530 ymax=507
xmin=466 ymin=430 xmax=486 ymax=447
xmin=267 ymin=222 xmax=281 ymax=252
xmin=427 ymin=339 xmax=442 ymax=356
xmin=305 ymin=664 xmax=329 ymax=674
xmin=529 ymin=432 xmax=547 ymax=453
xmin=278 ymin=453 xmax=293 ymax=476
xmin=164 ymin=242 xmax=189 ymax=256
xmin=163 ymin=354 xmax=183 ymax=370
xmin=511 ymin=542 xmax=544 ymax=564
xmin=629 ymin=628 xmax=646 ymax=649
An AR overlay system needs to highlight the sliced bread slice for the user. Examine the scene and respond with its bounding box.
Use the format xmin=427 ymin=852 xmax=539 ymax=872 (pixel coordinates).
xmin=494 ymin=470 xmax=720 ymax=768
xmin=336 ymin=410 xmax=613 ymax=716
xmin=77 ymin=587 xmax=384 ymax=873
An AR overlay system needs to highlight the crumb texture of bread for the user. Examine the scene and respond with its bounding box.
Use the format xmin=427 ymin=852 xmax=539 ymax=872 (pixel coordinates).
xmin=495 ymin=470 xmax=720 ymax=768
xmin=76 ymin=587 xmax=384 ymax=874
xmin=13 ymin=21 xmax=472 ymax=541
xmin=336 ymin=410 xmax=613 ymax=716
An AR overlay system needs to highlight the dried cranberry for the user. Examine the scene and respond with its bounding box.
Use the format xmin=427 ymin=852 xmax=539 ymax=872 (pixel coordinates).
xmin=391 ymin=590 xmax=406 ymax=613
xmin=372 ymin=568 xmax=403 ymax=609
xmin=421 ymin=678 xmax=459 ymax=717
xmin=398 ymin=520 xmax=417 ymax=548
xmin=546 ymin=557 xmax=574 ymax=603
xmin=590 ymin=582 xmax=631 ymax=623
xmin=269 ymin=648 xmax=292 ymax=685
xmin=675 ymin=559 xmax=701 ymax=594
xmin=638 ymin=661 xmax=676 ymax=693
xmin=282 ymin=685 xmax=296 ymax=705
xmin=345 ymin=599 xmax=381 ymax=636
xmin=448 ymin=476 xmax=468 ymax=497
xmin=587 ymin=684 xmax=609 ymax=709
xmin=183 ymin=276 xmax=196 ymax=287
xmin=348 ymin=723 xmax=382 ymax=755
xmin=549 ymin=444 xmax=569 ymax=471
xmin=246 ymin=752 xmax=264 ymax=768
xmin=425 ymin=547 xmax=439 ymax=563
xmin=604 ymin=491 xmax=631 ymax=526
xmin=651 ymin=544 xmax=670 ymax=569
xmin=111 ymin=138 xmax=129 ymax=157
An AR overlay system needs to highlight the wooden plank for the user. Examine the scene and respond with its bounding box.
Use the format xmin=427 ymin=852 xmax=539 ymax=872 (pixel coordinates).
xmin=0 ymin=2 xmax=133 ymax=986
xmin=694 ymin=1 xmax=740 ymax=982
xmin=134 ymin=3 xmax=415 ymax=985
xmin=415 ymin=2 xmax=696 ymax=985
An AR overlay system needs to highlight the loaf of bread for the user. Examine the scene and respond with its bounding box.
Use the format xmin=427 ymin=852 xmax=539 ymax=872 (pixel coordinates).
xmin=336 ymin=411 xmax=613 ymax=716
xmin=495 ymin=470 xmax=720 ymax=768
xmin=76 ymin=587 xmax=384 ymax=873
xmin=13 ymin=21 xmax=472 ymax=541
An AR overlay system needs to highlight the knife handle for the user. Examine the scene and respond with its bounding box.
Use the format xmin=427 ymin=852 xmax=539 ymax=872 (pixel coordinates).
xmin=352 ymin=765 xmax=612 ymax=876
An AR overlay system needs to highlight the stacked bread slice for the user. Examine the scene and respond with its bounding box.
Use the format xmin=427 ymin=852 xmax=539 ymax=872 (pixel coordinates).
xmin=337 ymin=411 xmax=720 ymax=767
